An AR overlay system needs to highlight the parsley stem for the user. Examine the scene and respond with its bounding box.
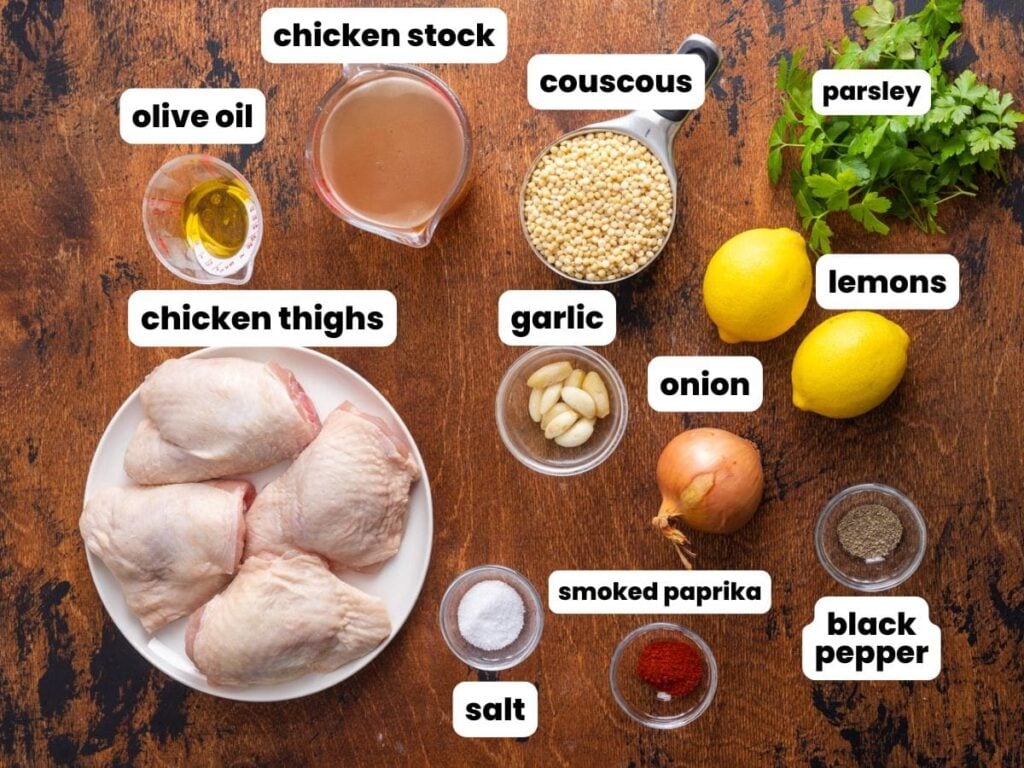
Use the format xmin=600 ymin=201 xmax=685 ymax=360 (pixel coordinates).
xmin=777 ymin=142 xmax=851 ymax=149
xmin=933 ymin=188 xmax=977 ymax=206
xmin=896 ymin=186 xmax=926 ymax=230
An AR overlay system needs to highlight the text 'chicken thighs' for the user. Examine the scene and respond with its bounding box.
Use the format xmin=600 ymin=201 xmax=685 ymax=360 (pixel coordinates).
xmin=124 ymin=357 xmax=321 ymax=485
xmin=245 ymin=403 xmax=420 ymax=570
xmin=185 ymin=552 xmax=391 ymax=686
xmin=80 ymin=480 xmax=252 ymax=632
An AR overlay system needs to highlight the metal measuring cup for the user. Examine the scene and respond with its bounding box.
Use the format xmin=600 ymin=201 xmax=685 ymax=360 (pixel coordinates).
xmin=520 ymin=35 xmax=723 ymax=285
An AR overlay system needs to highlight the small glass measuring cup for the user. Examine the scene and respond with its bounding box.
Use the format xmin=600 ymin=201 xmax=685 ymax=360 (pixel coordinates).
xmin=306 ymin=63 xmax=473 ymax=248
xmin=520 ymin=35 xmax=722 ymax=284
xmin=142 ymin=154 xmax=262 ymax=285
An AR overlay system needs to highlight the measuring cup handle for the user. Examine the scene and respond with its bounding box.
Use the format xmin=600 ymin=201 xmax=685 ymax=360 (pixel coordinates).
xmin=654 ymin=34 xmax=723 ymax=123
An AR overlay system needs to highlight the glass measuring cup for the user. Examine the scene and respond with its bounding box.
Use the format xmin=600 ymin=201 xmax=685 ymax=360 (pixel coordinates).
xmin=142 ymin=154 xmax=263 ymax=285
xmin=306 ymin=63 xmax=473 ymax=248
xmin=520 ymin=35 xmax=722 ymax=284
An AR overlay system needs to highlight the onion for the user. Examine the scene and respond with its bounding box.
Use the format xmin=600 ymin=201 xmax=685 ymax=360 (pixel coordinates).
xmin=653 ymin=428 xmax=764 ymax=568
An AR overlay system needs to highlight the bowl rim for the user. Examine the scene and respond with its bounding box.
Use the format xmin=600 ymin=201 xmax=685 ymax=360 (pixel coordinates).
xmin=495 ymin=346 xmax=628 ymax=477
xmin=438 ymin=564 xmax=545 ymax=672
xmin=814 ymin=482 xmax=927 ymax=593
xmin=609 ymin=621 xmax=718 ymax=729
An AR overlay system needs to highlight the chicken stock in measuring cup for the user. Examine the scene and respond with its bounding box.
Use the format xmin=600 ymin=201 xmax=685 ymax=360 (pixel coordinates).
xmin=306 ymin=63 xmax=473 ymax=248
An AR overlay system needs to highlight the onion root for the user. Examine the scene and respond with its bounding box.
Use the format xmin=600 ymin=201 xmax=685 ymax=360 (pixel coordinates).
xmin=652 ymin=429 xmax=764 ymax=567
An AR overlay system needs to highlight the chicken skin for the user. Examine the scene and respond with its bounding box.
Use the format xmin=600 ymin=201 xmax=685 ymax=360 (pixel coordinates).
xmin=124 ymin=357 xmax=321 ymax=485
xmin=185 ymin=552 xmax=391 ymax=686
xmin=80 ymin=480 xmax=252 ymax=632
xmin=245 ymin=403 xmax=420 ymax=570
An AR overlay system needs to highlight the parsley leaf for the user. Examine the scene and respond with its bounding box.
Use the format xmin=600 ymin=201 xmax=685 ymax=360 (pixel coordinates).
xmin=853 ymin=0 xmax=896 ymax=41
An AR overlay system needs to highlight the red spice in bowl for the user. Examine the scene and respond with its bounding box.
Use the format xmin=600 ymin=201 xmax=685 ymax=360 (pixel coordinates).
xmin=636 ymin=639 xmax=704 ymax=697
xmin=610 ymin=622 xmax=717 ymax=729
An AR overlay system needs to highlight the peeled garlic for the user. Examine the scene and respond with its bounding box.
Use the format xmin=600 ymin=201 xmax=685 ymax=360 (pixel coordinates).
xmin=539 ymin=382 xmax=562 ymax=415
xmin=544 ymin=409 xmax=579 ymax=439
xmin=582 ymin=371 xmax=610 ymax=418
xmin=561 ymin=387 xmax=596 ymax=419
xmin=528 ymin=387 xmax=543 ymax=422
xmin=541 ymin=402 xmax=573 ymax=430
xmin=526 ymin=361 xmax=612 ymax=450
xmin=527 ymin=361 xmax=573 ymax=389
xmin=555 ymin=418 xmax=595 ymax=447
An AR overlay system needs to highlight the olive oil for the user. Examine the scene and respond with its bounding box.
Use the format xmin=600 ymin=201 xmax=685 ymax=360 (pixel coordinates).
xmin=181 ymin=178 xmax=250 ymax=259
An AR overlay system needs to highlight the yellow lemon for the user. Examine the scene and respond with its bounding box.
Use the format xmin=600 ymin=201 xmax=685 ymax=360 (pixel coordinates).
xmin=702 ymin=227 xmax=812 ymax=343
xmin=792 ymin=311 xmax=910 ymax=419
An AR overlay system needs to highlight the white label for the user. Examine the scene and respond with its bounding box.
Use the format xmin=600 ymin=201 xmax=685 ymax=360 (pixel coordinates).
xmin=261 ymin=7 xmax=508 ymax=64
xmin=527 ymin=54 xmax=705 ymax=111
xmin=647 ymin=356 xmax=763 ymax=412
xmin=128 ymin=290 xmax=397 ymax=348
xmin=498 ymin=290 xmax=616 ymax=346
xmin=452 ymin=682 xmax=538 ymax=738
xmin=816 ymin=253 xmax=959 ymax=310
xmin=812 ymin=69 xmax=931 ymax=115
xmin=549 ymin=570 xmax=771 ymax=614
xmin=802 ymin=596 xmax=941 ymax=681
xmin=119 ymin=89 xmax=266 ymax=144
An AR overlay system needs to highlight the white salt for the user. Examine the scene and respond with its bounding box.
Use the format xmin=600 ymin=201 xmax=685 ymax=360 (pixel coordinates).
xmin=457 ymin=579 xmax=526 ymax=651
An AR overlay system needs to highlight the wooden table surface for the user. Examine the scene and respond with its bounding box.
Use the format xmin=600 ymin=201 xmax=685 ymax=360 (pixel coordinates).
xmin=2 ymin=0 xmax=1022 ymax=765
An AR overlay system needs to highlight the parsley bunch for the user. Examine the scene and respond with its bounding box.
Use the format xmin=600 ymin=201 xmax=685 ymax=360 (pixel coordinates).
xmin=768 ymin=0 xmax=1023 ymax=253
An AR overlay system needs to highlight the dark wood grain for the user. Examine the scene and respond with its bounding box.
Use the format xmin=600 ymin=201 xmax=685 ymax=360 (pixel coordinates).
xmin=1 ymin=0 xmax=1022 ymax=765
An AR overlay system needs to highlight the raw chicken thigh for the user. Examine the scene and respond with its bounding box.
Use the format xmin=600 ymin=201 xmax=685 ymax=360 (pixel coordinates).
xmin=185 ymin=552 xmax=391 ymax=686
xmin=124 ymin=357 xmax=321 ymax=485
xmin=245 ymin=403 xmax=420 ymax=570
xmin=80 ymin=480 xmax=252 ymax=632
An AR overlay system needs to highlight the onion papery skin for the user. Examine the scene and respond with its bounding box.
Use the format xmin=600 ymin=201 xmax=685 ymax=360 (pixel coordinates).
xmin=653 ymin=428 xmax=764 ymax=565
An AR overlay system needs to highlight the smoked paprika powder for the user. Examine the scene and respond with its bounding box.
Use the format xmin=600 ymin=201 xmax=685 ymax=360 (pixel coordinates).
xmin=636 ymin=638 xmax=704 ymax=697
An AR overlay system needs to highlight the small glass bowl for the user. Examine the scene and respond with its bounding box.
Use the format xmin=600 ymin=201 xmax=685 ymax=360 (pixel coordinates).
xmin=815 ymin=483 xmax=927 ymax=592
xmin=439 ymin=565 xmax=544 ymax=671
xmin=610 ymin=622 xmax=718 ymax=729
xmin=495 ymin=346 xmax=628 ymax=476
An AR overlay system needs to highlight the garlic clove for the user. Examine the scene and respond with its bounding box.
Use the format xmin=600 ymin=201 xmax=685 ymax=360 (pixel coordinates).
xmin=560 ymin=387 xmax=596 ymax=419
xmin=527 ymin=361 xmax=573 ymax=389
xmin=539 ymin=382 xmax=563 ymax=415
xmin=583 ymin=371 xmax=611 ymax=418
xmin=528 ymin=387 xmax=544 ymax=422
xmin=541 ymin=402 xmax=572 ymax=430
xmin=554 ymin=417 xmax=595 ymax=447
xmin=544 ymin=409 xmax=579 ymax=439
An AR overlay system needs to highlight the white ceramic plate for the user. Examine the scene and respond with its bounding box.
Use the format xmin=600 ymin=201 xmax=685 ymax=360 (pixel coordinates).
xmin=83 ymin=347 xmax=433 ymax=702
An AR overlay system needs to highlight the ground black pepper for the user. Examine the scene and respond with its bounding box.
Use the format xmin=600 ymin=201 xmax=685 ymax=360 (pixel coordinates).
xmin=837 ymin=503 xmax=903 ymax=560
